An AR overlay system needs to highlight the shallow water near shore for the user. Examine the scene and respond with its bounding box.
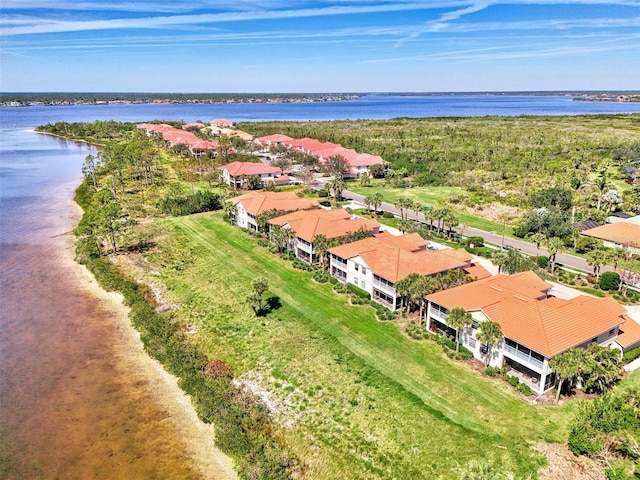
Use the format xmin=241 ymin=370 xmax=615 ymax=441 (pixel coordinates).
xmin=0 ymin=126 xmax=233 ymax=478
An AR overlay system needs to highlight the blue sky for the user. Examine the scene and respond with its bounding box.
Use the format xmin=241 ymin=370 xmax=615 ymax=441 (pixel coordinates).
xmin=1 ymin=1 xmax=639 ymax=92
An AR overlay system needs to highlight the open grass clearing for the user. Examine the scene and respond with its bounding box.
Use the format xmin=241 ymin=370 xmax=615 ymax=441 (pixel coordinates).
xmin=141 ymin=212 xmax=575 ymax=479
xmin=347 ymin=182 xmax=513 ymax=234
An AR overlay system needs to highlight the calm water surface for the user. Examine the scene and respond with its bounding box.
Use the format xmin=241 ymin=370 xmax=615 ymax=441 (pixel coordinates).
xmin=0 ymin=119 xmax=202 ymax=478
xmin=1 ymin=95 xmax=639 ymax=477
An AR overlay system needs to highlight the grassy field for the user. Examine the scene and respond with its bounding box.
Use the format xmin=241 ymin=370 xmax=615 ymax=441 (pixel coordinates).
xmin=142 ymin=212 xmax=574 ymax=479
xmin=347 ymin=182 xmax=512 ymax=234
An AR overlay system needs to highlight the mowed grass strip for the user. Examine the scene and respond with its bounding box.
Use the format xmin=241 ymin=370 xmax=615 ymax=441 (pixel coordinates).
xmin=156 ymin=212 xmax=571 ymax=478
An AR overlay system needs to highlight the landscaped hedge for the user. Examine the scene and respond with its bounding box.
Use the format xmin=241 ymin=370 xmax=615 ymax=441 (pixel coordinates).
xmin=347 ymin=283 xmax=371 ymax=300
xmin=623 ymin=346 xmax=640 ymax=364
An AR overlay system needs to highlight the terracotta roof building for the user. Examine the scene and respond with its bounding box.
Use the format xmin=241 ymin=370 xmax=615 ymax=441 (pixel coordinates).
xmin=426 ymin=271 xmax=627 ymax=394
xmin=268 ymin=208 xmax=380 ymax=263
xmin=328 ymin=231 xmax=486 ymax=310
xmin=219 ymin=161 xmax=288 ymax=189
xmin=581 ymin=222 xmax=640 ymax=253
xmin=228 ymin=191 xmax=319 ymax=231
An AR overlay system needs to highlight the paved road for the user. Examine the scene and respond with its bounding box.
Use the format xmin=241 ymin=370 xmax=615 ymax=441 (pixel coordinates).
xmin=344 ymin=189 xmax=627 ymax=277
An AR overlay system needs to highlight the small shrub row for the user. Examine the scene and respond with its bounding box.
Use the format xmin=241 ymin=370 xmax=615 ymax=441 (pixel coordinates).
xmin=406 ymin=321 xmax=432 ymax=340
xmin=623 ymin=346 xmax=640 ymax=364
xmin=347 ymin=283 xmax=371 ymax=300
xmin=350 ymin=295 xmax=370 ymax=305
xmin=158 ymin=190 xmax=222 ymax=216
xmin=484 ymin=366 xmax=508 ymax=377
xmin=292 ymin=258 xmax=313 ymax=271
xmin=371 ymin=301 xmax=395 ymax=321
xmin=312 ymin=270 xmax=330 ymax=283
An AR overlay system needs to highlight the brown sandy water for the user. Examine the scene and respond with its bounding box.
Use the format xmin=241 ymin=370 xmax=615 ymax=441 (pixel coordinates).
xmin=0 ymin=129 xmax=235 ymax=479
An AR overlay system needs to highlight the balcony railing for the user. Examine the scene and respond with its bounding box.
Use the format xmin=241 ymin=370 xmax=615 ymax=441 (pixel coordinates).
xmin=503 ymin=344 xmax=544 ymax=370
xmin=373 ymin=278 xmax=395 ymax=295
xmin=428 ymin=308 xmax=448 ymax=323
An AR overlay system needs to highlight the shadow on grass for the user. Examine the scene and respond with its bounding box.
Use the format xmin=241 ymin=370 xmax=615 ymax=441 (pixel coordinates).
xmin=257 ymin=293 xmax=282 ymax=317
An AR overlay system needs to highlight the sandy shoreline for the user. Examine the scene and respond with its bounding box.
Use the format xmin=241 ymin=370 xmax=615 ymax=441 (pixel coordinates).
xmin=68 ymin=202 xmax=237 ymax=480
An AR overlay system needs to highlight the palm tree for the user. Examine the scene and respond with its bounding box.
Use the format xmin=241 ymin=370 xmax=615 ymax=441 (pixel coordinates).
xmin=312 ymin=233 xmax=331 ymax=269
xmin=549 ymin=348 xmax=596 ymax=404
xmin=492 ymin=251 xmax=509 ymax=274
xmin=585 ymin=248 xmax=608 ymax=279
xmin=371 ymin=192 xmax=384 ymax=217
xmin=394 ymin=197 xmax=412 ymax=221
xmin=584 ymin=344 xmax=623 ymax=394
xmin=395 ymin=273 xmax=419 ymax=315
xmin=527 ymin=232 xmax=546 ymax=257
xmin=410 ymin=276 xmax=436 ymax=326
xmin=476 ymin=321 xmax=503 ymax=366
xmin=447 ymin=307 xmax=473 ymax=353
xmin=363 ymin=195 xmax=373 ymax=213
xmin=442 ymin=210 xmax=458 ymax=239
xmin=328 ymin=178 xmax=346 ymax=201
xmin=544 ymin=236 xmax=565 ymax=274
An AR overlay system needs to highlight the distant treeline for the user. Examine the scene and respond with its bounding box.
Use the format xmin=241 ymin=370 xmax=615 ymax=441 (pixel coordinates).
xmin=1 ymin=92 xmax=360 ymax=107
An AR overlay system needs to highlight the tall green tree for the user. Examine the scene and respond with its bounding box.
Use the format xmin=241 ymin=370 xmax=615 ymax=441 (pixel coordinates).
xmin=447 ymin=307 xmax=473 ymax=353
xmin=549 ymin=348 xmax=596 ymax=404
xmin=476 ymin=321 xmax=503 ymax=366
xmin=584 ymin=344 xmax=623 ymax=394
xmin=585 ymin=248 xmax=608 ymax=279
xmin=312 ymin=233 xmax=331 ymax=270
xmin=246 ymin=277 xmax=269 ymax=315
xmin=544 ymin=236 xmax=565 ymax=274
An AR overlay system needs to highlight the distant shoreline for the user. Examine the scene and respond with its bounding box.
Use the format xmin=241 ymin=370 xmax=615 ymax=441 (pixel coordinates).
xmin=3 ymin=91 xmax=640 ymax=108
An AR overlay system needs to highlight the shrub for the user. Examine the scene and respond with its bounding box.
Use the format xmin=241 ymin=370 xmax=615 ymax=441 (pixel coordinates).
xmin=623 ymin=346 xmax=640 ymax=364
xmin=317 ymin=189 xmax=329 ymax=198
xmin=371 ymin=302 xmax=395 ymax=320
xmin=437 ymin=335 xmax=458 ymax=351
xmin=312 ymin=270 xmax=330 ymax=283
xmin=406 ymin=321 xmax=430 ymax=340
xmin=516 ymin=383 xmax=533 ymax=395
xmin=485 ymin=366 xmax=501 ymax=377
xmin=600 ymin=271 xmax=621 ymax=291
xmin=347 ymin=283 xmax=371 ymax=300
xmin=504 ymin=374 xmax=520 ymax=387
xmin=292 ymin=258 xmax=313 ymax=271
xmin=158 ymin=190 xmax=222 ymax=216
xmin=329 ymin=276 xmax=338 ymax=285
xmin=536 ymin=255 xmax=549 ymax=269
xmin=257 ymin=239 xmax=270 ymax=248
xmin=382 ymin=211 xmax=395 ymax=219
xmin=465 ymin=236 xmax=485 ymax=248
xmin=350 ymin=296 xmax=369 ymax=305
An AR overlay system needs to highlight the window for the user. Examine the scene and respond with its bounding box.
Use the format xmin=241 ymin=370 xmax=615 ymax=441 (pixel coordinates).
xmin=354 ymin=264 xmax=359 ymax=272
xmin=361 ymin=266 xmax=367 ymax=275
xmin=468 ymin=337 xmax=476 ymax=349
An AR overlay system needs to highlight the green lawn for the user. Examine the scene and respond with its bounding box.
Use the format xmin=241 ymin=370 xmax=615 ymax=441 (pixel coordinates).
xmin=146 ymin=213 xmax=573 ymax=479
xmin=348 ymin=182 xmax=512 ymax=234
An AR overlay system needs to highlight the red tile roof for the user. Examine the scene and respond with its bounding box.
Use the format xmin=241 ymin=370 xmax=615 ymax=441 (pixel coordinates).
xmin=229 ymin=191 xmax=319 ymax=216
xmin=581 ymin=222 xmax=640 ymax=248
xmin=221 ymin=161 xmax=282 ymax=177
xmin=427 ymin=271 xmax=626 ymax=357
xmin=329 ymin=231 xmax=471 ymax=282
xmin=616 ymin=315 xmax=640 ymax=349
xmin=268 ymin=208 xmax=380 ymax=242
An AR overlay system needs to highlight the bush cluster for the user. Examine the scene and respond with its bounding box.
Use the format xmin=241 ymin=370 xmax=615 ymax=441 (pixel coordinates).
xmin=599 ymin=271 xmax=621 ymax=291
xmin=347 ymin=283 xmax=371 ymax=300
xmin=371 ymin=301 xmax=395 ymax=320
xmin=158 ymin=190 xmax=222 ymax=216
xmin=623 ymin=346 xmax=640 ymax=364
xmin=406 ymin=321 xmax=434 ymax=340
xmin=292 ymin=258 xmax=313 ymax=271
xmin=312 ymin=270 xmax=330 ymax=283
